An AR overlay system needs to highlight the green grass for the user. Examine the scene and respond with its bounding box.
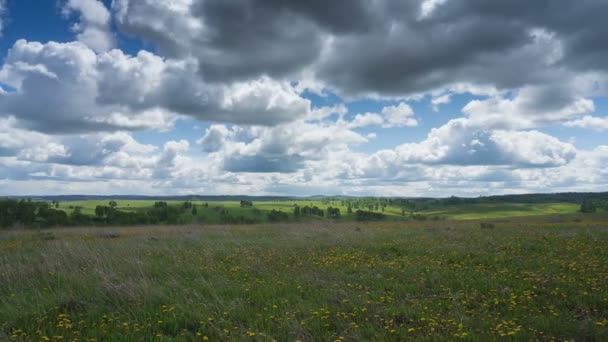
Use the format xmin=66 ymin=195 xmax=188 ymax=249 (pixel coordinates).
xmin=54 ymin=199 xmax=582 ymax=224
xmin=1 ymin=214 xmax=608 ymax=340
xmin=425 ymin=203 xmax=580 ymax=220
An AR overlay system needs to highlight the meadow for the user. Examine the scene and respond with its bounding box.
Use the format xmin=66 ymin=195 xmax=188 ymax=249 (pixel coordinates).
xmin=52 ymin=199 xmax=581 ymax=224
xmin=1 ymin=213 xmax=607 ymax=341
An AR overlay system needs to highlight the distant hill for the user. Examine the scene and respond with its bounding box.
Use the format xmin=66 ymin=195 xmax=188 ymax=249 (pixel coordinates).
xmin=4 ymin=191 xmax=608 ymax=204
xmin=478 ymin=192 xmax=608 ymax=204
xmin=18 ymin=195 xmax=300 ymax=202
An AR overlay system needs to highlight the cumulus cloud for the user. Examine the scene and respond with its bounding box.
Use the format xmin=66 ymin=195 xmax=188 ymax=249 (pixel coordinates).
xmin=107 ymin=1 xmax=608 ymax=100
xmin=0 ymin=117 xmax=63 ymax=161
xmin=112 ymin=0 xmax=324 ymax=82
xmin=564 ymin=115 xmax=608 ymax=131
xmin=348 ymin=113 xmax=384 ymax=129
xmin=0 ymin=117 xmax=156 ymax=166
xmin=197 ymin=125 xmax=232 ymax=152
xmin=197 ymin=119 xmax=368 ymax=173
xmin=462 ymin=84 xmax=595 ymax=130
xmin=489 ymin=130 xmax=577 ymax=167
xmin=431 ymin=94 xmax=451 ymax=112
xmin=0 ymin=40 xmax=166 ymax=133
xmin=63 ymin=0 xmax=114 ymax=52
xmin=2 ymin=0 xmax=608 ymax=196
xmin=154 ymin=140 xmax=190 ymax=178
xmin=349 ymin=103 xmax=417 ymax=128
xmin=360 ymin=118 xmax=577 ymax=169
xmin=0 ymin=40 xmax=311 ymax=134
xmin=382 ymin=103 xmax=418 ymax=127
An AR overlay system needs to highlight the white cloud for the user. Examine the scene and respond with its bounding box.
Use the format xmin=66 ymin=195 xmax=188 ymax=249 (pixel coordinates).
xmin=419 ymin=0 xmax=449 ymax=19
xmin=154 ymin=139 xmax=190 ymax=178
xmin=349 ymin=102 xmax=417 ymax=128
xmin=382 ymin=103 xmax=418 ymax=127
xmin=307 ymin=104 xmax=348 ymax=121
xmin=63 ymin=0 xmax=114 ymax=52
xmin=462 ymin=84 xmax=596 ymax=130
xmin=0 ymin=117 xmax=157 ymax=168
xmin=197 ymin=125 xmax=232 ymax=152
xmin=564 ymin=115 xmax=608 ymax=131
xmin=361 ymin=118 xmax=577 ymax=168
xmin=215 ymin=77 xmax=310 ymax=125
xmin=431 ymin=94 xmax=451 ymax=112
xmin=197 ymin=119 xmax=368 ymax=173
xmin=0 ymin=40 xmax=312 ymax=134
xmin=2 ymin=1 xmax=608 ymax=196
xmin=349 ymin=113 xmax=385 ymax=129
xmin=490 ymin=130 xmax=577 ymax=167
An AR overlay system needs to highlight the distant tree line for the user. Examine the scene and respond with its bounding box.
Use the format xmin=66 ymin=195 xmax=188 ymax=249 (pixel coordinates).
xmin=0 ymin=199 xmax=68 ymax=228
xmin=6 ymin=192 xmax=604 ymax=229
xmin=0 ymin=199 xmax=204 ymax=228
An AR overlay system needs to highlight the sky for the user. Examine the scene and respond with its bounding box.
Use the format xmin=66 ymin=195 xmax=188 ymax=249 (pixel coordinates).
xmin=0 ymin=0 xmax=607 ymax=197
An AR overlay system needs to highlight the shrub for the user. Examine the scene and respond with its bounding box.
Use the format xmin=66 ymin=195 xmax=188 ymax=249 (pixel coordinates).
xmin=355 ymin=210 xmax=385 ymax=221
xmin=480 ymin=222 xmax=495 ymax=229
xmin=267 ymin=210 xmax=289 ymax=222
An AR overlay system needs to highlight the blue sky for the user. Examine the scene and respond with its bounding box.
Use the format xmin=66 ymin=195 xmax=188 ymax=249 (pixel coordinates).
xmin=0 ymin=0 xmax=607 ymax=196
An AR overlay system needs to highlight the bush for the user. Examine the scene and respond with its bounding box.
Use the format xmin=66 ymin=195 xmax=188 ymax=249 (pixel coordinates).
xmin=300 ymin=206 xmax=324 ymax=217
xmin=326 ymin=207 xmax=341 ymax=219
xmin=267 ymin=210 xmax=289 ymax=222
xmin=480 ymin=222 xmax=495 ymax=229
xmin=355 ymin=210 xmax=385 ymax=221
xmin=412 ymin=213 xmax=427 ymax=221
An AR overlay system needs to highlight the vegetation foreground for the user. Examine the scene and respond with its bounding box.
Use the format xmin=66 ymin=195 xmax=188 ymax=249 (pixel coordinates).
xmin=1 ymin=215 xmax=608 ymax=341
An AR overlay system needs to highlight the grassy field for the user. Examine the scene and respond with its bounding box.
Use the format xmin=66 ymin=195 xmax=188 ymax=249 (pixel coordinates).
xmin=54 ymin=199 xmax=581 ymax=223
xmin=1 ymin=214 xmax=607 ymax=340
xmin=424 ymin=203 xmax=580 ymax=220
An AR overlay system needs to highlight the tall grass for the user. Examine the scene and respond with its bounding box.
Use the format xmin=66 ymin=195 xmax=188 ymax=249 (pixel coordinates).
xmin=1 ymin=216 xmax=607 ymax=340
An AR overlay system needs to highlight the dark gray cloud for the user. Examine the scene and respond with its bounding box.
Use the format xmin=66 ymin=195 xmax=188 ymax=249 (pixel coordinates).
xmin=189 ymin=0 xmax=322 ymax=82
xmin=114 ymin=0 xmax=383 ymax=83
xmin=432 ymin=0 xmax=608 ymax=71
xmin=113 ymin=0 xmax=608 ymax=98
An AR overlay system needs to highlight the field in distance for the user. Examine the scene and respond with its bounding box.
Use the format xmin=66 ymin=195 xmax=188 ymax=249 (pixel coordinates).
xmin=1 ymin=215 xmax=608 ymax=340
xmin=53 ymin=199 xmax=581 ymax=224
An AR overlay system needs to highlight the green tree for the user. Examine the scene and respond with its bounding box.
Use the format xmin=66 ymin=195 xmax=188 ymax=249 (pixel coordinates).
xmin=327 ymin=207 xmax=340 ymax=219
xmin=581 ymin=200 xmax=597 ymax=213
xmin=95 ymin=205 xmax=107 ymax=218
